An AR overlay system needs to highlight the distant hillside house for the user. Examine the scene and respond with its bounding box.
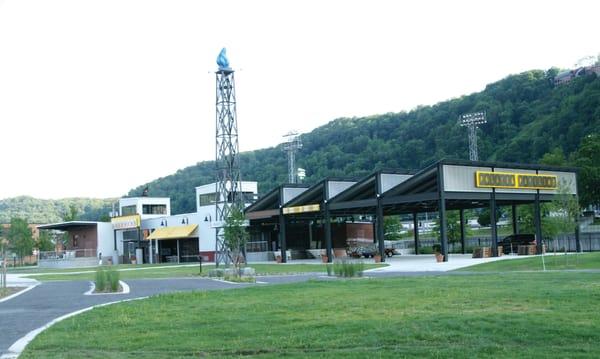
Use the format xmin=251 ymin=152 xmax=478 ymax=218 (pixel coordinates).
xmin=554 ymin=64 xmax=600 ymax=85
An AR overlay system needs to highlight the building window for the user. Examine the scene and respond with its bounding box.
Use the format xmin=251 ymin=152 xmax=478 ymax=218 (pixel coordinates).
xmin=199 ymin=193 xmax=217 ymax=207
xmin=123 ymin=230 xmax=138 ymax=241
xmin=121 ymin=205 xmax=137 ymax=216
xmin=142 ymin=204 xmax=167 ymax=215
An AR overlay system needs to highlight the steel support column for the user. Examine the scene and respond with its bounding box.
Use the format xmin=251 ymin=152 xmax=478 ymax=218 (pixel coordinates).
xmin=575 ymin=207 xmax=581 ymax=252
xmin=437 ymin=164 xmax=448 ymax=262
xmin=534 ymin=191 xmax=543 ymax=254
xmin=376 ymin=195 xmax=385 ymax=262
xmin=324 ymin=203 xmax=333 ymax=263
xmin=413 ymin=212 xmax=420 ymax=255
xmin=459 ymin=209 xmax=466 ymax=254
xmin=279 ymin=209 xmax=287 ymax=263
xmin=490 ymin=190 xmax=498 ymax=257
xmin=512 ymin=204 xmax=519 ymax=235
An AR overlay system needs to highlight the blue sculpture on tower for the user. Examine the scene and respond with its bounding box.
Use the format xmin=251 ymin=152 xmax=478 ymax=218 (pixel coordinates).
xmin=216 ymin=48 xmax=230 ymax=70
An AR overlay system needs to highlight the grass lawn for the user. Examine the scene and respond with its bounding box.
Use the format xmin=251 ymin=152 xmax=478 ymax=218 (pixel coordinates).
xmin=456 ymin=252 xmax=600 ymax=272
xmin=25 ymin=263 xmax=386 ymax=281
xmin=22 ymin=272 xmax=600 ymax=358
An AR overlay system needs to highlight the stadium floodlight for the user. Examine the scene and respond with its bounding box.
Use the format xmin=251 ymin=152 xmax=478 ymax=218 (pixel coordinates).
xmin=283 ymin=131 xmax=303 ymax=183
xmin=459 ymin=111 xmax=487 ymax=161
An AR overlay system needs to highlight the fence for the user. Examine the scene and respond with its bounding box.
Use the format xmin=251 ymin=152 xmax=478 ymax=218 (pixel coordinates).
xmin=246 ymin=241 xmax=269 ymax=253
xmin=0 ymin=254 xmax=38 ymax=267
xmin=39 ymin=248 xmax=98 ymax=260
xmin=396 ymin=232 xmax=600 ymax=253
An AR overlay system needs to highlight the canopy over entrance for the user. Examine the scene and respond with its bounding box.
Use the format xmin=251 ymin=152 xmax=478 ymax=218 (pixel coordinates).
xmin=147 ymin=224 xmax=198 ymax=240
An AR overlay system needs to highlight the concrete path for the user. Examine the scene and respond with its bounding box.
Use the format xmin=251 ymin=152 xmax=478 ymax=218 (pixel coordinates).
xmin=365 ymin=253 xmax=531 ymax=273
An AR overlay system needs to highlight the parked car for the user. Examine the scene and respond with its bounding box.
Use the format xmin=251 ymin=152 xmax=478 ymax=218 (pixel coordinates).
xmin=498 ymin=234 xmax=536 ymax=254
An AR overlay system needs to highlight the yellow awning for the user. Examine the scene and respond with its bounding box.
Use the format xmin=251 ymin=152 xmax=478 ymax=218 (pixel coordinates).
xmin=146 ymin=224 xmax=198 ymax=240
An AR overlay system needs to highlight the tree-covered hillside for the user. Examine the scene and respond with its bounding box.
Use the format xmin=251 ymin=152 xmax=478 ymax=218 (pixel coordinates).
xmin=128 ymin=69 xmax=600 ymax=214
xmin=0 ymin=197 xmax=115 ymax=224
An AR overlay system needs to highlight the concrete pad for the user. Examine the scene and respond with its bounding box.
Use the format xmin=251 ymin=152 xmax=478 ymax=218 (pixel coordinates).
xmin=365 ymin=254 xmax=532 ymax=273
xmin=5 ymin=274 xmax=39 ymax=287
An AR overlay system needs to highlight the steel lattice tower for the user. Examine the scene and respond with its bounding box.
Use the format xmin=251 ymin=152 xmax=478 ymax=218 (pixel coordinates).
xmin=282 ymin=131 xmax=302 ymax=183
xmin=459 ymin=111 xmax=486 ymax=161
xmin=214 ymin=48 xmax=243 ymax=267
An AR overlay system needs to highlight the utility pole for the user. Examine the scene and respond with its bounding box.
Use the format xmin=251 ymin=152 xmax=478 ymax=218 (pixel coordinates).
xmin=282 ymin=131 xmax=302 ymax=183
xmin=214 ymin=48 xmax=243 ymax=267
xmin=459 ymin=111 xmax=487 ymax=161
xmin=1 ymin=238 xmax=7 ymax=290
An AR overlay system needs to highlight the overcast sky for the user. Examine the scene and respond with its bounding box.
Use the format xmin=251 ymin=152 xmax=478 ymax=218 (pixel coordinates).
xmin=0 ymin=0 xmax=597 ymax=199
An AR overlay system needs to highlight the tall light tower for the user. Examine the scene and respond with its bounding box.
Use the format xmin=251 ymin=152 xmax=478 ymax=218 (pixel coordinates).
xmin=214 ymin=48 xmax=243 ymax=267
xmin=282 ymin=131 xmax=302 ymax=183
xmin=459 ymin=111 xmax=487 ymax=161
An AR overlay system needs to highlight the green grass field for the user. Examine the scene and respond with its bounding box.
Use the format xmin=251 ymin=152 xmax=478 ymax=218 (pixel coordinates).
xmin=22 ymin=272 xmax=600 ymax=358
xmin=457 ymin=252 xmax=600 ymax=272
xmin=24 ymin=263 xmax=386 ymax=281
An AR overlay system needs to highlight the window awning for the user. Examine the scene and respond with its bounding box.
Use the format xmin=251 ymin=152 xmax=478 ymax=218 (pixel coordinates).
xmin=146 ymin=224 xmax=198 ymax=240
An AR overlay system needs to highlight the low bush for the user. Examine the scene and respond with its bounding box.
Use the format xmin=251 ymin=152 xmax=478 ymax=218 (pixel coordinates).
xmin=332 ymin=259 xmax=364 ymax=278
xmin=107 ymin=268 xmax=120 ymax=292
xmin=95 ymin=267 xmax=120 ymax=293
xmin=95 ymin=267 xmax=107 ymax=292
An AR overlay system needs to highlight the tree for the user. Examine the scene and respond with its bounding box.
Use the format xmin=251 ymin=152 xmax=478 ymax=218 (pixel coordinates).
xmin=37 ymin=230 xmax=55 ymax=252
xmin=545 ymin=179 xmax=580 ymax=239
xmin=573 ymin=133 xmax=600 ymax=208
xmin=7 ymin=218 xmax=34 ymax=265
xmin=433 ymin=210 xmax=469 ymax=246
xmin=384 ymin=216 xmax=403 ymax=241
xmin=540 ymin=148 xmax=567 ymax=166
xmin=223 ymin=206 xmax=249 ymax=274
xmin=63 ymin=204 xmax=79 ymax=221
xmin=477 ymin=207 xmax=503 ymax=227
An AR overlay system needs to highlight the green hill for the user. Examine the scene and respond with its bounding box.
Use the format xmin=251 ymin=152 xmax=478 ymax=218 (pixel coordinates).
xmin=2 ymin=68 xmax=598 ymax=222
xmin=0 ymin=196 xmax=115 ymax=224
xmin=128 ymin=69 xmax=600 ymax=214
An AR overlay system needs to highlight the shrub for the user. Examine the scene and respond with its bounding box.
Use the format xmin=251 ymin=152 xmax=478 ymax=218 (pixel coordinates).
xmin=95 ymin=267 xmax=120 ymax=292
xmin=107 ymin=268 xmax=120 ymax=292
xmin=332 ymin=259 xmax=364 ymax=278
xmin=432 ymin=244 xmax=441 ymax=254
xmin=419 ymin=246 xmax=434 ymax=254
xmin=95 ymin=267 xmax=107 ymax=292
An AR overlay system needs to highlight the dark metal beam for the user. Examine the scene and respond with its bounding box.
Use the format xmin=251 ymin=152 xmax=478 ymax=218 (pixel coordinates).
xmin=376 ymin=195 xmax=385 ymax=262
xmin=279 ymin=208 xmax=287 ymax=263
xmin=413 ymin=212 xmax=420 ymax=255
xmin=534 ymin=191 xmax=543 ymax=254
xmin=329 ymin=198 xmax=377 ymax=211
xmin=490 ymin=190 xmax=498 ymax=257
xmin=438 ymin=164 xmax=448 ymax=262
xmin=460 ymin=209 xmax=466 ymax=254
xmin=382 ymin=192 xmax=438 ymax=206
xmin=324 ymin=203 xmax=332 ymax=263
xmin=246 ymin=209 xmax=279 ymax=220
xmin=512 ymin=204 xmax=518 ymax=235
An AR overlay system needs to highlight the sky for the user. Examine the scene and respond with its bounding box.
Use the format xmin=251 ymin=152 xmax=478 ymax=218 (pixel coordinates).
xmin=0 ymin=0 xmax=597 ymax=200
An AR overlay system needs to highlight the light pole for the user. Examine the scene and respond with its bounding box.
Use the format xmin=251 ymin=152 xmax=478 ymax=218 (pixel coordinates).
xmin=459 ymin=111 xmax=487 ymax=161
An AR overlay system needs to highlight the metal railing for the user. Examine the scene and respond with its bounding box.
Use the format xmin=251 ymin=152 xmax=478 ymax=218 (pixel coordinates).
xmin=246 ymin=241 xmax=269 ymax=253
xmin=39 ymin=249 xmax=98 ymax=260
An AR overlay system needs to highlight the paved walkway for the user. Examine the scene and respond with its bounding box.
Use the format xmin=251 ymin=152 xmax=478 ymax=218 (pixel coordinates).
xmin=365 ymin=253 xmax=531 ymax=273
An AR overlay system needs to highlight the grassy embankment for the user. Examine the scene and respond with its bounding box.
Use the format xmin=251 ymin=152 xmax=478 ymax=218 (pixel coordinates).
xmin=22 ymin=271 xmax=600 ymax=358
xmin=457 ymin=252 xmax=600 ymax=272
